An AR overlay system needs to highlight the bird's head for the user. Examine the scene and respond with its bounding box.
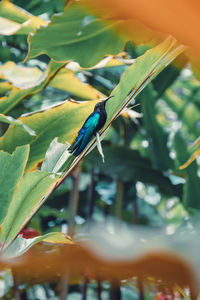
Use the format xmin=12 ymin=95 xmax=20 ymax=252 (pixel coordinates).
xmin=94 ymin=96 xmax=113 ymax=111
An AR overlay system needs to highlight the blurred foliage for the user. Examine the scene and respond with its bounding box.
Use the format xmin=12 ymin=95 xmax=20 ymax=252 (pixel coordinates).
xmin=0 ymin=0 xmax=199 ymax=299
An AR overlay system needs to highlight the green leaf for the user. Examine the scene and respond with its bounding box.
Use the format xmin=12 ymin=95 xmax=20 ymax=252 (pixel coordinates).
xmin=0 ymin=62 xmax=43 ymax=89
xmin=106 ymin=37 xmax=185 ymax=123
xmin=173 ymin=132 xmax=200 ymax=209
xmin=0 ymin=82 xmax=12 ymax=94
xmin=0 ymin=61 xmax=102 ymax=114
xmin=0 ymin=60 xmax=64 ymax=114
xmin=3 ymin=232 xmax=73 ymax=258
xmin=164 ymin=89 xmax=185 ymax=113
xmin=49 ymin=67 xmax=104 ymax=100
xmin=140 ymin=84 xmax=173 ymax=170
xmin=0 ymin=145 xmax=29 ymax=225
xmin=88 ymin=145 xmax=181 ymax=197
xmin=0 ymin=0 xmax=47 ymax=35
xmin=164 ymin=90 xmax=200 ymax=137
xmin=41 ymin=138 xmax=71 ymax=173
xmin=0 ymin=0 xmax=30 ymax=23
xmin=0 ymin=171 xmax=58 ymax=248
xmin=0 ymin=17 xmax=22 ymax=35
xmin=0 ymin=114 xmax=36 ymax=136
xmin=26 ymin=3 xmax=126 ymax=67
xmin=0 ymin=37 xmax=185 ymax=170
xmin=0 ymin=99 xmax=96 ymax=170
xmin=152 ymin=63 xmax=181 ymax=97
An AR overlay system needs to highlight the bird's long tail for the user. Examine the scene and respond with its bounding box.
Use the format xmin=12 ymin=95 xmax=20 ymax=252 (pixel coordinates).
xmin=69 ymin=128 xmax=94 ymax=157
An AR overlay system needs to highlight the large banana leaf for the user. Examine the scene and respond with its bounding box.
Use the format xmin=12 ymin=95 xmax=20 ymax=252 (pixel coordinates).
xmin=0 ymin=0 xmax=47 ymax=35
xmin=173 ymin=132 xmax=200 ymax=209
xmin=0 ymin=62 xmax=103 ymax=102
xmin=0 ymin=146 xmax=59 ymax=249
xmin=0 ymin=61 xmax=64 ymax=114
xmin=0 ymin=145 xmax=29 ymax=225
xmin=141 ymin=84 xmax=173 ymax=170
xmin=26 ymin=3 xmax=126 ymax=67
xmin=0 ymin=37 xmax=185 ymax=171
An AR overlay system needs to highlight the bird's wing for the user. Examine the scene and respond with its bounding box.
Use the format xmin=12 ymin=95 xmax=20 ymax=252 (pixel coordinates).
xmin=70 ymin=112 xmax=100 ymax=156
xmin=69 ymin=128 xmax=85 ymax=152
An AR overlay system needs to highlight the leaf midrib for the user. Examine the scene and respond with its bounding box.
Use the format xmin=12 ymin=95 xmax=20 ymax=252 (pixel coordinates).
xmin=32 ymin=21 xmax=122 ymax=49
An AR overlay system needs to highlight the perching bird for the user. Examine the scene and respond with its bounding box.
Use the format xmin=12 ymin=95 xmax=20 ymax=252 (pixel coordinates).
xmin=69 ymin=96 xmax=113 ymax=159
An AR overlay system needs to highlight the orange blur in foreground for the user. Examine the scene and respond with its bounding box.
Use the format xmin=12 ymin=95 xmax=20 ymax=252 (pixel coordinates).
xmin=1 ymin=243 xmax=197 ymax=298
xmin=80 ymin=0 xmax=200 ymax=62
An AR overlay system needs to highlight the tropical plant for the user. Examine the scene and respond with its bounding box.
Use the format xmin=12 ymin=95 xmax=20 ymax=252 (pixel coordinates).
xmin=0 ymin=0 xmax=199 ymax=299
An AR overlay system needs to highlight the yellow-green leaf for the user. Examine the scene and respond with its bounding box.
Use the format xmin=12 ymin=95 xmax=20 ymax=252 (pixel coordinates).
xmin=0 ymin=171 xmax=58 ymax=248
xmin=0 ymin=37 xmax=185 ymax=170
xmin=0 ymin=114 xmax=36 ymax=136
xmin=0 ymin=62 xmax=43 ymax=89
xmin=0 ymin=100 xmax=96 ymax=170
xmin=0 ymin=145 xmax=29 ymax=225
xmin=50 ymin=67 xmax=104 ymax=100
xmin=3 ymin=232 xmax=73 ymax=258
xmin=26 ymin=3 xmax=126 ymax=67
xmin=0 ymin=61 xmax=103 ymax=114
xmin=0 ymin=60 xmax=64 ymax=114
xmin=179 ymin=148 xmax=200 ymax=170
xmin=0 ymin=0 xmax=47 ymax=35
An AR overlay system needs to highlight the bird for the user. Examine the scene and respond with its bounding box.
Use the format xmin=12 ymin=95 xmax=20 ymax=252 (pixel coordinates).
xmin=69 ymin=96 xmax=113 ymax=158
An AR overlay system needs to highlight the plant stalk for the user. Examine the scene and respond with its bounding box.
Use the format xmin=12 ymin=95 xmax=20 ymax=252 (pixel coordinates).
xmin=67 ymin=165 xmax=81 ymax=236
xmin=60 ymin=165 xmax=81 ymax=299
xmin=137 ymin=278 xmax=144 ymax=300
xmin=82 ymin=277 xmax=88 ymax=300
xmin=13 ymin=274 xmax=21 ymax=300
xmin=110 ymin=281 xmax=121 ymax=300
xmin=97 ymin=279 xmax=102 ymax=300
xmin=60 ymin=275 xmax=69 ymax=300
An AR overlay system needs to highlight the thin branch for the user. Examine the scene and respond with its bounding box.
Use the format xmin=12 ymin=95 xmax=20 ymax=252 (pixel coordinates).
xmin=137 ymin=278 xmax=144 ymax=300
xmin=60 ymin=165 xmax=81 ymax=299
xmin=110 ymin=281 xmax=121 ymax=300
xmin=97 ymin=279 xmax=102 ymax=300
xmin=82 ymin=277 xmax=88 ymax=300
xmin=13 ymin=274 xmax=21 ymax=300
xmin=67 ymin=165 xmax=81 ymax=236
xmin=60 ymin=275 xmax=69 ymax=300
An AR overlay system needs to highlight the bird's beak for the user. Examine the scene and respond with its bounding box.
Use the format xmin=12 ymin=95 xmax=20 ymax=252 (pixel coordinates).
xmin=104 ymin=95 xmax=113 ymax=104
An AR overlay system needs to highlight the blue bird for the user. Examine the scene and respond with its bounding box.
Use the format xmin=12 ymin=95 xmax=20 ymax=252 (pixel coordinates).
xmin=69 ymin=96 xmax=113 ymax=158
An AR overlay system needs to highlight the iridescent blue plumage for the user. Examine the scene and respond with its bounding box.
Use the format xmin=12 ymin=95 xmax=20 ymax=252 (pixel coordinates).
xmin=69 ymin=96 xmax=112 ymax=157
